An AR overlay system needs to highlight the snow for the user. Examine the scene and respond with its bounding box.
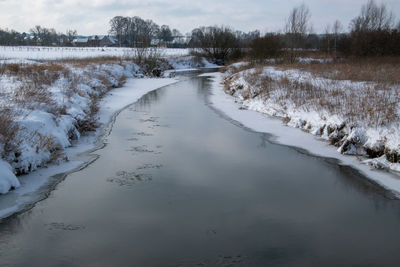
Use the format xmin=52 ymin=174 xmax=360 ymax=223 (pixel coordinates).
xmin=297 ymin=57 xmax=333 ymax=64
xmin=0 ymin=160 xmax=20 ymax=194
xmin=0 ymin=49 xmax=212 ymax=218
xmin=205 ymin=72 xmax=400 ymax=198
xmin=0 ymin=46 xmax=189 ymax=61
xmin=222 ymin=64 xmax=400 ymax=172
xmin=98 ymin=78 xmax=177 ymax=125
xmin=0 ymin=76 xmax=178 ymax=219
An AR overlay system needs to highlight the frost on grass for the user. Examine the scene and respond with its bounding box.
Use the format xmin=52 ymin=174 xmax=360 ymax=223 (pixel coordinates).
xmin=222 ymin=60 xmax=400 ymax=172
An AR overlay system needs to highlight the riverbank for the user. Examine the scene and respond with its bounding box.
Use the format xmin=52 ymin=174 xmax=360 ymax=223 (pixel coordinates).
xmin=221 ymin=60 xmax=400 ymax=170
xmin=205 ymin=72 xmax=400 ymax=197
xmin=0 ymin=51 xmax=217 ymax=196
xmin=0 ymin=76 xmax=180 ymax=219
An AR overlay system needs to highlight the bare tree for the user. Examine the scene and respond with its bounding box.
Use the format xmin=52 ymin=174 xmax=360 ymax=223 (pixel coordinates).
xmin=285 ymin=3 xmax=311 ymax=62
xmin=172 ymin=29 xmax=183 ymax=45
xmin=191 ymin=26 xmax=239 ymax=64
xmin=249 ymin=33 xmax=283 ymax=61
xmin=109 ymin=16 xmax=128 ymax=46
xmin=30 ymin=25 xmax=43 ymax=45
xmin=348 ymin=0 xmax=397 ymax=56
xmin=332 ymin=20 xmax=342 ymax=59
xmin=324 ymin=24 xmax=331 ymax=56
xmin=30 ymin=25 xmax=57 ymax=46
xmin=172 ymin=29 xmax=181 ymax=38
xmin=109 ymin=16 xmax=161 ymax=47
xmin=350 ymin=0 xmax=394 ymax=32
xmin=66 ymin=29 xmax=77 ymax=46
xmin=159 ymin=25 xmax=173 ymax=45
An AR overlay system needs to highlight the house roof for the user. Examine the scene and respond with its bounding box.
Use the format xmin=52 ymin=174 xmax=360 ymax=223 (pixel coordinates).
xmin=88 ymin=35 xmax=116 ymax=44
xmin=72 ymin=35 xmax=117 ymax=44
xmin=73 ymin=37 xmax=88 ymax=43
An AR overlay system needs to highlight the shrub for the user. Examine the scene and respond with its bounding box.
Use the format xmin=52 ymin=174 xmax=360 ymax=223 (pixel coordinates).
xmin=249 ymin=34 xmax=283 ymax=61
xmin=129 ymin=47 xmax=169 ymax=76
xmin=0 ymin=106 xmax=19 ymax=154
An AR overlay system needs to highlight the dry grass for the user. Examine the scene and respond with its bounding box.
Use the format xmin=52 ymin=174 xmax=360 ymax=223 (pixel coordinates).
xmin=0 ymin=106 xmax=19 ymax=153
xmin=225 ymin=66 xmax=400 ymax=161
xmin=58 ymin=56 xmax=123 ymax=68
xmin=225 ymin=67 xmax=400 ymax=128
xmin=0 ymin=56 xmax=140 ymax=175
xmin=1 ymin=63 xmax=69 ymax=114
xmin=222 ymin=56 xmax=400 ymax=129
xmin=13 ymin=82 xmax=55 ymax=110
xmin=275 ymin=57 xmax=400 ymax=85
xmin=0 ymin=58 xmax=131 ymax=153
xmin=221 ymin=61 xmax=258 ymax=75
xmin=0 ymin=62 xmax=67 ymax=79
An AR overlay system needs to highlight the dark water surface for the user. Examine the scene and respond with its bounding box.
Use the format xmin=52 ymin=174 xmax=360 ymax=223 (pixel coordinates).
xmin=1 ymin=76 xmax=400 ymax=267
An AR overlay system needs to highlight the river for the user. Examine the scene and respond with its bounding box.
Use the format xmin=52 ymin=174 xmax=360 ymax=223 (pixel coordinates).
xmin=0 ymin=74 xmax=400 ymax=266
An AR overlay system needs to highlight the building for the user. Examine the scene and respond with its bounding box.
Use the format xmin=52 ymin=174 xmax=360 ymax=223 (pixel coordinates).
xmin=73 ymin=35 xmax=117 ymax=47
xmin=72 ymin=37 xmax=89 ymax=47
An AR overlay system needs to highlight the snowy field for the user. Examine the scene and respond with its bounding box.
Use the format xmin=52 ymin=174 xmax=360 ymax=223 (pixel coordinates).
xmin=0 ymin=46 xmax=189 ymax=62
xmin=205 ymin=72 xmax=400 ymax=198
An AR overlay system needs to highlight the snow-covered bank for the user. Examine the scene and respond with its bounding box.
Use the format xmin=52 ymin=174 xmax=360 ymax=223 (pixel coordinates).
xmin=0 ymin=52 xmax=215 ymax=197
xmin=205 ymin=72 xmax=400 ymax=197
xmin=0 ymin=76 xmax=178 ymax=219
xmin=221 ymin=63 xmax=400 ymax=172
xmin=0 ymin=61 xmax=139 ymax=195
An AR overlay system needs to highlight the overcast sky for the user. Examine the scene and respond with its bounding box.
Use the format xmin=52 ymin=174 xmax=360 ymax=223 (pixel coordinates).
xmin=0 ymin=0 xmax=399 ymax=35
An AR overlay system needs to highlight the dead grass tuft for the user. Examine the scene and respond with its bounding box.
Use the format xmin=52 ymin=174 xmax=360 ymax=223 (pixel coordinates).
xmin=58 ymin=56 xmax=123 ymax=68
xmin=0 ymin=106 xmax=19 ymax=153
xmin=13 ymin=82 xmax=55 ymax=110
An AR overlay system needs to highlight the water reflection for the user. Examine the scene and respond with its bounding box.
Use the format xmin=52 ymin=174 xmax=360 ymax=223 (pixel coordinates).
xmin=134 ymin=87 xmax=165 ymax=111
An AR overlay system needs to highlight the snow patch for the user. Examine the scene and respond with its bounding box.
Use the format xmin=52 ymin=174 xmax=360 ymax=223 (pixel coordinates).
xmin=0 ymin=160 xmax=20 ymax=194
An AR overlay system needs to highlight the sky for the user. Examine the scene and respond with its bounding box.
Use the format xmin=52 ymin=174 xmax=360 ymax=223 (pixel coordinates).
xmin=0 ymin=0 xmax=399 ymax=35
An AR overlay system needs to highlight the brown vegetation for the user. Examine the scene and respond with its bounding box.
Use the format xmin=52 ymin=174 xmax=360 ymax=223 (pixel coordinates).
xmin=0 ymin=57 xmax=135 ymax=172
xmin=0 ymin=106 xmax=19 ymax=153
xmin=58 ymin=56 xmax=123 ymax=68
xmin=224 ymin=60 xmax=400 ymax=128
xmin=275 ymin=57 xmax=400 ymax=84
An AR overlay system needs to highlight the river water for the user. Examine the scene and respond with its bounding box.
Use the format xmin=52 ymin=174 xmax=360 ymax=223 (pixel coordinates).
xmin=0 ymin=75 xmax=400 ymax=266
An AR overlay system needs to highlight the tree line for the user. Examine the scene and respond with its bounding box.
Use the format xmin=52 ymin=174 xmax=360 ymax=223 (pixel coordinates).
xmin=0 ymin=26 xmax=77 ymax=46
xmin=192 ymin=0 xmax=400 ymax=64
xmin=0 ymin=0 xmax=398 ymax=63
xmin=108 ymin=16 xmax=174 ymax=47
xmin=250 ymin=0 xmax=400 ymax=62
